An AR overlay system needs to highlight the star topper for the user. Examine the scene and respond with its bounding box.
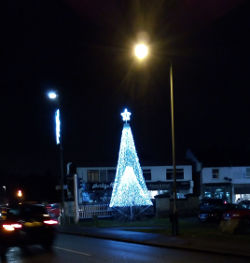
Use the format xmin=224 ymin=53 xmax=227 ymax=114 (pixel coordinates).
xmin=121 ymin=108 xmax=131 ymax=123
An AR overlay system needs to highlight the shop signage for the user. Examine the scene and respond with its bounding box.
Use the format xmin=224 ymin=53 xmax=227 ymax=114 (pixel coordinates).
xmin=92 ymin=183 xmax=114 ymax=190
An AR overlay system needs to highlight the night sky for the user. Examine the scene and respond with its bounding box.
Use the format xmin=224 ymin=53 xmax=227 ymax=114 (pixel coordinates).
xmin=1 ymin=0 xmax=250 ymax=196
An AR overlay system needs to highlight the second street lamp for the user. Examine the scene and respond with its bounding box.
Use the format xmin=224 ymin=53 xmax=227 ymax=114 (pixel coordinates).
xmin=133 ymin=42 xmax=178 ymax=235
xmin=47 ymin=91 xmax=65 ymax=225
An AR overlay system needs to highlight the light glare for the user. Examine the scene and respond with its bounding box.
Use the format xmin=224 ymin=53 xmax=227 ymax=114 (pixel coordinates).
xmin=2 ymin=223 xmax=22 ymax=231
xmin=47 ymin=91 xmax=57 ymax=100
xmin=17 ymin=190 xmax=23 ymax=198
xmin=121 ymin=108 xmax=131 ymax=122
xmin=134 ymin=43 xmax=149 ymax=60
xmin=43 ymin=219 xmax=58 ymax=225
xmin=3 ymin=224 xmax=15 ymax=231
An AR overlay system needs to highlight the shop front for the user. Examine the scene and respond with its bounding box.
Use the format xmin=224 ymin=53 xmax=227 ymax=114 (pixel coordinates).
xmin=202 ymin=183 xmax=232 ymax=202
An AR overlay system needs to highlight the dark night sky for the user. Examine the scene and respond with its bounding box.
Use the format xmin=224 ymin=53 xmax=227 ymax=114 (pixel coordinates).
xmin=1 ymin=0 xmax=250 ymax=185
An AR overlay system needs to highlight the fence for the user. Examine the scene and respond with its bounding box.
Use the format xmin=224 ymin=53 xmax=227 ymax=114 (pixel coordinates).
xmin=78 ymin=204 xmax=113 ymax=219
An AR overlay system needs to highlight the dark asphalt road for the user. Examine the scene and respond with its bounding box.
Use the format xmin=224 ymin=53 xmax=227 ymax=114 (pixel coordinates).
xmin=1 ymin=233 xmax=249 ymax=262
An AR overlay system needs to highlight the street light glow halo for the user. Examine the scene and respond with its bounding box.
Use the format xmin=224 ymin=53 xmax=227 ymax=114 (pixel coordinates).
xmin=47 ymin=91 xmax=58 ymax=100
xmin=134 ymin=43 xmax=149 ymax=60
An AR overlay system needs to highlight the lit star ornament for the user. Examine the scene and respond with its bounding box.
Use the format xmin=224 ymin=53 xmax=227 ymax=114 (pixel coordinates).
xmin=121 ymin=108 xmax=131 ymax=123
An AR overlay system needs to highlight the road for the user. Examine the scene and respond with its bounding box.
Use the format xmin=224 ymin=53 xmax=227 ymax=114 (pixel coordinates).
xmin=1 ymin=233 xmax=249 ymax=263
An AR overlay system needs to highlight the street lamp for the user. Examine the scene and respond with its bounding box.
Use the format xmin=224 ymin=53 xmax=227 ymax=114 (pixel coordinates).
xmin=16 ymin=189 xmax=23 ymax=204
xmin=47 ymin=90 xmax=65 ymax=224
xmin=47 ymin=91 xmax=58 ymax=100
xmin=133 ymin=43 xmax=178 ymax=235
xmin=134 ymin=43 xmax=149 ymax=60
xmin=17 ymin=189 xmax=23 ymax=198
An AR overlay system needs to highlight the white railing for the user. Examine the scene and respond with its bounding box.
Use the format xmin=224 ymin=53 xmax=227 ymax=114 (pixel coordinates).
xmin=78 ymin=204 xmax=113 ymax=219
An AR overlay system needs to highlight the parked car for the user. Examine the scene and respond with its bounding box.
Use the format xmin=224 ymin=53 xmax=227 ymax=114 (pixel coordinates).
xmin=198 ymin=198 xmax=233 ymax=222
xmin=221 ymin=204 xmax=250 ymax=233
xmin=238 ymin=200 xmax=250 ymax=209
xmin=0 ymin=203 xmax=58 ymax=257
xmin=46 ymin=203 xmax=61 ymax=219
xmin=222 ymin=204 xmax=250 ymax=221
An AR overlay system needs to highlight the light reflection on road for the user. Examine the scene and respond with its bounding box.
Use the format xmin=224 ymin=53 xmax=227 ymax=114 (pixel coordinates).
xmin=1 ymin=234 xmax=249 ymax=263
xmin=4 ymin=247 xmax=22 ymax=263
xmin=2 ymin=246 xmax=56 ymax=263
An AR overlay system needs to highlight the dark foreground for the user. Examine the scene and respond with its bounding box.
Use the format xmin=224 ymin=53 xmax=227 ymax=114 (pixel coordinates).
xmin=1 ymin=233 xmax=249 ymax=263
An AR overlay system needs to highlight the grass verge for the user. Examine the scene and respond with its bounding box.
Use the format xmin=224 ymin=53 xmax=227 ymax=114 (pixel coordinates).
xmin=76 ymin=216 xmax=250 ymax=242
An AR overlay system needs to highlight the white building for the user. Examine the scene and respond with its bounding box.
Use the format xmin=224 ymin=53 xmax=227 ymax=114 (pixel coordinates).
xmin=76 ymin=165 xmax=193 ymax=204
xmin=201 ymin=166 xmax=250 ymax=203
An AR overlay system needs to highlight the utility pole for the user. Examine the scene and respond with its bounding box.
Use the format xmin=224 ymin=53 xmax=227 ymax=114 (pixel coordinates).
xmin=73 ymin=174 xmax=79 ymax=223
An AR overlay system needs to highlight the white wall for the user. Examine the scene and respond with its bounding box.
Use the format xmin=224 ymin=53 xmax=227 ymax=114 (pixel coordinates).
xmin=76 ymin=166 xmax=116 ymax=182
xmin=142 ymin=165 xmax=192 ymax=181
xmin=202 ymin=167 xmax=250 ymax=184
xmin=77 ymin=165 xmax=193 ymax=183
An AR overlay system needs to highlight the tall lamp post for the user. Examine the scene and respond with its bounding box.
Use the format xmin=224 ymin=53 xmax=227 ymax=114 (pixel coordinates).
xmin=134 ymin=43 xmax=178 ymax=235
xmin=47 ymin=91 xmax=65 ymax=225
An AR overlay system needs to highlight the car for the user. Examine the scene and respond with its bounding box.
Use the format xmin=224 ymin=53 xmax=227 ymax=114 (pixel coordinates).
xmin=238 ymin=200 xmax=250 ymax=209
xmin=198 ymin=198 xmax=232 ymax=222
xmin=222 ymin=204 xmax=250 ymax=221
xmin=221 ymin=204 xmax=250 ymax=233
xmin=46 ymin=203 xmax=61 ymax=219
xmin=0 ymin=203 xmax=58 ymax=257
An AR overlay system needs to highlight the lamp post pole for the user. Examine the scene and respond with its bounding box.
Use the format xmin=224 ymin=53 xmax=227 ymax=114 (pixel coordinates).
xmin=59 ymin=126 xmax=65 ymax=225
xmin=133 ymin=43 xmax=178 ymax=235
xmin=47 ymin=91 xmax=65 ymax=225
xmin=169 ymin=64 xmax=178 ymax=235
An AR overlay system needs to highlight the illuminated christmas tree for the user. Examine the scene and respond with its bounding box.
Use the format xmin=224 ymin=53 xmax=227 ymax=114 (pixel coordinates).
xmin=109 ymin=109 xmax=152 ymax=209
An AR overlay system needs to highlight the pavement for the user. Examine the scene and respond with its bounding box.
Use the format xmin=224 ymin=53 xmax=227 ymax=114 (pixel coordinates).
xmin=57 ymin=224 xmax=250 ymax=258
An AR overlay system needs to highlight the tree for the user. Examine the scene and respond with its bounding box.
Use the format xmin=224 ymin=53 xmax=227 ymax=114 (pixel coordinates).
xmin=109 ymin=109 xmax=152 ymax=209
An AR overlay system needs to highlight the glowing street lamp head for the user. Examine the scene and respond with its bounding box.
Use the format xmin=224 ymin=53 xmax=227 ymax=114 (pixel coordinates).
xmin=47 ymin=91 xmax=58 ymax=100
xmin=17 ymin=190 xmax=23 ymax=198
xmin=134 ymin=43 xmax=149 ymax=60
xmin=121 ymin=108 xmax=131 ymax=123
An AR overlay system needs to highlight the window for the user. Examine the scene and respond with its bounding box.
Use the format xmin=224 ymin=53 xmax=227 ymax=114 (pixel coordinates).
xmin=143 ymin=169 xmax=151 ymax=181
xmin=100 ymin=170 xmax=107 ymax=182
xmin=107 ymin=169 xmax=116 ymax=182
xmin=87 ymin=170 xmax=99 ymax=182
xmin=212 ymin=169 xmax=219 ymax=179
xmin=166 ymin=169 xmax=184 ymax=180
xmin=246 ymin=168 xmax=250 ymax=178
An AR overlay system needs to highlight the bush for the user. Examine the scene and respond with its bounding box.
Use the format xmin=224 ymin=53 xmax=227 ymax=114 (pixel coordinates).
xmin=220 ymin=219 xmax=239 ymax=234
